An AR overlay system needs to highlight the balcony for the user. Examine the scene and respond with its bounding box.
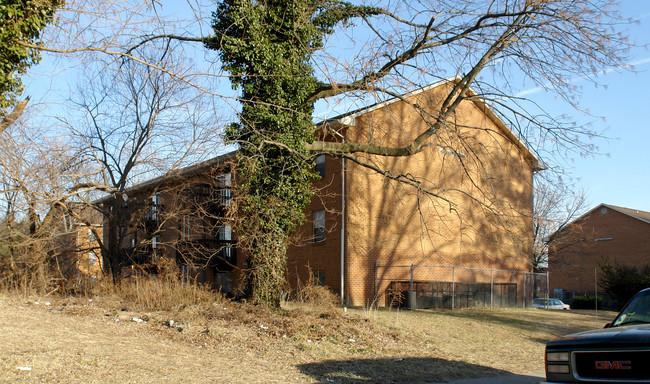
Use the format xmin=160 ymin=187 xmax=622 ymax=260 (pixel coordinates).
xmin=142 ymin=204 xmax=163 ymax=230
xmin=190 ymin=184 xmax=213 ymax=200
xmin=210 ymin=189 xmax=231 ymax=216
xmin=187 ymin=185 xmax=231 ymax=217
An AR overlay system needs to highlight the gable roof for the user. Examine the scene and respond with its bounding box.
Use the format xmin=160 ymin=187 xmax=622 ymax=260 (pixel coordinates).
xmin=547 ymin=203 xmax=650 ymax=243
xmin=98 ymin=80 xmax=544 ymax=203
xmin=602 ymin=204 xmax=650 ymax=225
xmin=319 ymin=77 xmax=543 ymax=171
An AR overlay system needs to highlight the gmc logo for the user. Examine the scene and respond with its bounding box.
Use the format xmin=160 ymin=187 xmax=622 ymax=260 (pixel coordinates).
xmin=595 ymin=361 xmax=632 ymax=370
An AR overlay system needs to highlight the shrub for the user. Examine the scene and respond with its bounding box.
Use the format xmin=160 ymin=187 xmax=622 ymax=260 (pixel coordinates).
xmin=291 ymin=269 xmax=340 ymax=310
xmin=91 ymin=259 xmax=224 ymax=312
xmin=599 ymin=262 xmax=650 ymax=310
xmin=0 ymin=225 xmax=57 ymax=295
xmin=570 ymin=295 xmax=602 ymax=310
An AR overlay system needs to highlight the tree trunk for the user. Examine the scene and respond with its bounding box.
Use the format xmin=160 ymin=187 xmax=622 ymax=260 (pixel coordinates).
xmin=249 ymin=233 xmax=288 ymax=307
xmin=103 ymin=197 xmax=124 ymax=285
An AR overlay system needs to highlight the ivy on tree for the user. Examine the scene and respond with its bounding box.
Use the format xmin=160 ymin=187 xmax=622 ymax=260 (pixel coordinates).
xmin=0 ymin=0 xmax=62 ymax=116
xmin=207 ymin=0 xmax=381 ymax=307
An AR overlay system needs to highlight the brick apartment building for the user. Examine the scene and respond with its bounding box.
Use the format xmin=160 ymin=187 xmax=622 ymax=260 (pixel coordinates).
xmin=99 ymin=79 xmax=542 ymax=307
xmin=548 ymin=204 xmax=650 ymax=302
xmin=97 ymin=153 xmax=239 ymax=289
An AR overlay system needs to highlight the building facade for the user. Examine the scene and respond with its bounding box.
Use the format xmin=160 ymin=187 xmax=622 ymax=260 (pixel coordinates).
xmin=98 ymin=153 xmax=240 ymax=292
xmin=48 ymin=203 xmax=103 ymax=290
xmin=286 ymin=80 xmax=540 ymax=307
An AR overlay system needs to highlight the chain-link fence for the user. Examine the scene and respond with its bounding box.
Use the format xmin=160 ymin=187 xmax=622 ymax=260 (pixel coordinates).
xmin=374 ymin=263 xmax=548 ymax=310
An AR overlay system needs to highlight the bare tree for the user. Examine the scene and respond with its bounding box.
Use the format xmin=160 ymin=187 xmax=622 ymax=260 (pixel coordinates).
xmin=203 ymin=0 xmax=629 ymax=306
xmin=532 ymin=175 xmax=589 ymax=271
xmin=0 ymin=3 xmax=224 ymax=288
xmin=62 ymin=43 xmax=219 ymax=283
xmin=0 ymin=112 xmax=88 ymax=293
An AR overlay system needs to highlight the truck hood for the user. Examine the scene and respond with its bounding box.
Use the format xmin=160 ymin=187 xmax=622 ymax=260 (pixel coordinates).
xmin=547 ymin=324 xmax=650 ymax=350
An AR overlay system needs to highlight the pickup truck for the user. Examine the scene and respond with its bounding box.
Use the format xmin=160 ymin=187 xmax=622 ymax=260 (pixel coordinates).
xmin=543 ymin=288 xmax=650 ymax=383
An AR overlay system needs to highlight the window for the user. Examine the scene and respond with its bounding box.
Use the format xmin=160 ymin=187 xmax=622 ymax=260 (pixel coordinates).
xmin=152 ymin=235 xmax=161 ymax=249
xmin=313 ymin=210 xmax=325 ymax=244
xmin=215 ymin=174 xmax=232 ymax=207
xmin=218 ymin=226 xmax=234 ymax=262
xmin=88 ymin=229 xmax=97 ymax=242
xmin=216 ymin=173 xmax=232 ymax=187
xmin=182 ymin=215 xmax=191 ymax=241
xmin=88 ymin=252 xmax=98 ymax=266
xmin=314 ymin=155 xmax=325 ymax=178
xmin=149 ymin=193 xmax=160 ymax=221
xmin=313 ymin=270 xmax=326 ymax=286
xmin=218 ymin=225 xmax=232 ymax=241
xmin=216 ymin=188 xmax=232 ymax=207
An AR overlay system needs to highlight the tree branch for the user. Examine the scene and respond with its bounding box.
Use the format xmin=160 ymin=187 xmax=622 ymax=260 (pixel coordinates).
xmin=0 ymin=98 xmax=30 ymax=134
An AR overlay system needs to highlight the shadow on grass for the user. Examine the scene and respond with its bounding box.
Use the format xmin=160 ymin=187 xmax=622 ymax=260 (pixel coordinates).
xmin=428 ymin=309 xmax=616 ymax=343
xmin=298 ymin=357 xmax=508 ymax=384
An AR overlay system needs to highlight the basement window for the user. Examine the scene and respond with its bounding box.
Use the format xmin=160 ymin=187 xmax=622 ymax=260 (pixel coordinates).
xmin=313 ymin=270 xmax=326 ymax=286
xmin=313 ymin=210 xmax=325 ymax=244
xmin=215 ymin=272 xmax=232 ymax=293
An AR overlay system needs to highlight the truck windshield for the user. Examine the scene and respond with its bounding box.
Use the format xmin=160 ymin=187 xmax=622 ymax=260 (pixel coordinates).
xmin=611 ymin=290 xmax=650 ymax=327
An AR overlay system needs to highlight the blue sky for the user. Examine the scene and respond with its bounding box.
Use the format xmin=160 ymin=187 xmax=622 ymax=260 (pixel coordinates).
xmin=529 ymin=1 xmax=650 ymax=212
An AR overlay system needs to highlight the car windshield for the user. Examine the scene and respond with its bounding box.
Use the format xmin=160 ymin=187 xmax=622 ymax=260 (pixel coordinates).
xmin=611 ymin=290 xmax=650 ymax=327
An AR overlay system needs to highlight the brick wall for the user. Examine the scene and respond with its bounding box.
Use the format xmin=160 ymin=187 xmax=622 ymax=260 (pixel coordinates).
xmin=286 ymin=153 xmax=344 ymax=295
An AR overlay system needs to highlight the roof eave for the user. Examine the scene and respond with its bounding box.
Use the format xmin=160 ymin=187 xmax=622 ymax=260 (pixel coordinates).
xmin=95 ymin=151 xmax=238 ymax=204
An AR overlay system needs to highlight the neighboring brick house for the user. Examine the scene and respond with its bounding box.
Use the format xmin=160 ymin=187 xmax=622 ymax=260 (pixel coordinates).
xmin=99 ymin=79 xmax=541 ymax=306
xmin=547 ymin=204 xmax=650 ymax=302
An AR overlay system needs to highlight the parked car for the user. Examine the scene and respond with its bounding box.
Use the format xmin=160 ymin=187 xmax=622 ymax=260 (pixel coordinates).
xmin=533 ymin=298 xmax=570 ymax=310
xmin=543 ymin=288 xmax=650 ymax=383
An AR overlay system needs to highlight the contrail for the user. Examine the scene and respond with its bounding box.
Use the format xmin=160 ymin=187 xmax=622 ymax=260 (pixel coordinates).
xmin=515 ymin=56 xmax=650 ymax=98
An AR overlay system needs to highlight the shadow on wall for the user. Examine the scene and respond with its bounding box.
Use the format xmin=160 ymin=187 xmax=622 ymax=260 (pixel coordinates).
xmin=297 ymin=357 xmax=509 ymax=384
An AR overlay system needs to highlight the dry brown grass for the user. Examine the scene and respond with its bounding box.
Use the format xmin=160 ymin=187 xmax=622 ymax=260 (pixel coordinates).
xmin=0 ymin=284 xmax=617 ymax=383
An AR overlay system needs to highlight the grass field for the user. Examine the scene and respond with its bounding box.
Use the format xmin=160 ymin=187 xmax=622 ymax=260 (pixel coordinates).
xmin=0 ymin=292 xmax=616 ymax=383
